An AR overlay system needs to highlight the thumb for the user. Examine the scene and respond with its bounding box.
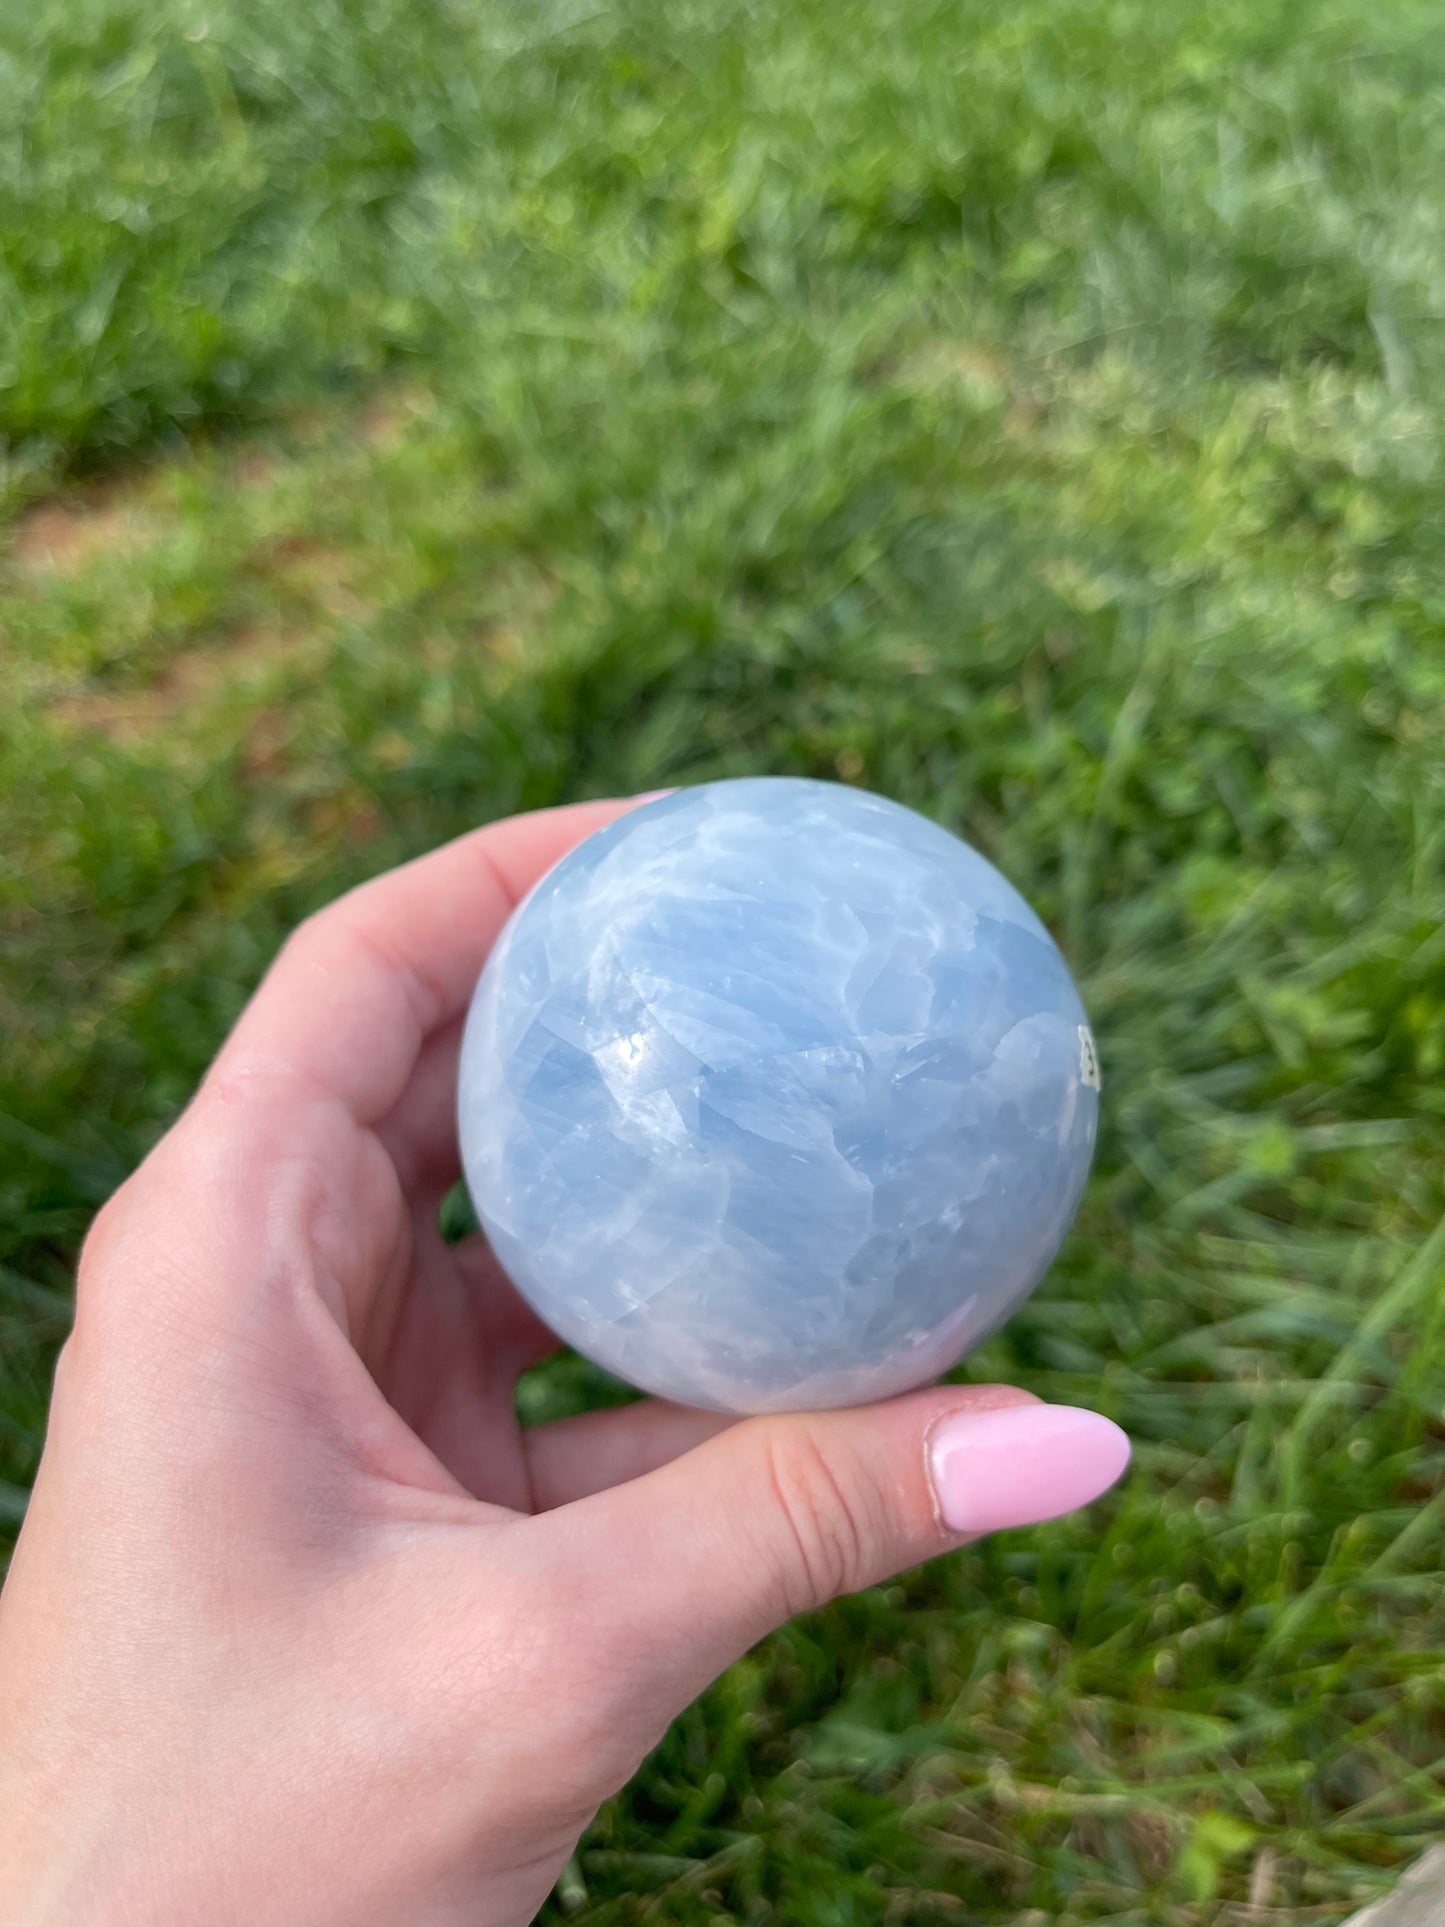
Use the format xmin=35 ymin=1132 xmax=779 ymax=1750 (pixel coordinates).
xmin=566 ymin=1386 xmax=1130 ymax=1708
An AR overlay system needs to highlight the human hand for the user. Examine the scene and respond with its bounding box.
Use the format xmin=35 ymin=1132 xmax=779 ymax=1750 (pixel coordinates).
xmin=0 ymin=797 xmax=1130 ymax=1927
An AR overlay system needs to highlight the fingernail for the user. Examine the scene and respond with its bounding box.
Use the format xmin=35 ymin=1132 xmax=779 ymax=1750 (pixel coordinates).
xmin=632 ymin=788 xmax=677 ymax=803
xmin=927 ymin=1403 xmax=1130 ymax=1536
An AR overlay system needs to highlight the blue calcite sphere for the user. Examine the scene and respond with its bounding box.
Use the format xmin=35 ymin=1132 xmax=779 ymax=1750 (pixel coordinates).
xmin=458 ymin=779 xmax=1099 ymax=1414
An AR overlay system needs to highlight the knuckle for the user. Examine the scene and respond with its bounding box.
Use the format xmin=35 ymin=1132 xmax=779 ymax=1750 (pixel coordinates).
xmin=49 ymin=1327 xmax=85 ymax=1404
xmin=275 ymin=908 xmax=333 ymax=975
xmin=759 ymin=1423 xmax=874 ymax=1615
xmin=64 ymin=1182 xmax=159 ymax=1387
xmin=72 ymin=1179 xmax=146 ymax=1317
xmin=69 ymin=1127 xmax=222 ymax=1344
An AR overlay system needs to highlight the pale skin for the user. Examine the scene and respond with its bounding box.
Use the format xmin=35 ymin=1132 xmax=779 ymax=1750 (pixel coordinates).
xmin=0 ymin=797 xmax=1129 ymax=1926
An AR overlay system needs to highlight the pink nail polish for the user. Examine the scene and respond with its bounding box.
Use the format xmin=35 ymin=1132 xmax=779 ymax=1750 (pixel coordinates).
xmin=927 ymin=1404 xmax=1130 ymax=1536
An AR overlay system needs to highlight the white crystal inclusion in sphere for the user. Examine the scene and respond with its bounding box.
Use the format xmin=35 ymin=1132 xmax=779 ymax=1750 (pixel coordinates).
xmin=458 ymin=778 xmax=1099 ymax=1413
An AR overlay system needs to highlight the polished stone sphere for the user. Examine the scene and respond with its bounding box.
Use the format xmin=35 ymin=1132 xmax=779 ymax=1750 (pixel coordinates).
xmin=458 ymin=778 xmax=1099 ymax=1413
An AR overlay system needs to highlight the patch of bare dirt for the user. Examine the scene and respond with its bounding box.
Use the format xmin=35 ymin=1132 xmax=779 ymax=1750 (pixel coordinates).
xmin=50 ymin=626 xmax=325 ymax=744
xmin=891 ymin=340 xmax=1048 ymax=439
xmin=11 ymin=497 xmax=156 ymax=576
xmin=259 ymin=535 xmax=370 ymax=619
xmin=357 ymin=382 xmax=434 ymax=450
xmin=11 ymin=377 xmax=433 ymax=581
xmin=232 ymin=448 xmax=287 ymax=492
xmin=897 ymin=340 xmax=1011 ymax=393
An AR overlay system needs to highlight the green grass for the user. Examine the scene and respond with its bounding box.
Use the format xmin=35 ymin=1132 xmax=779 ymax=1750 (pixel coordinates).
xmin=3 ymin=0 xmax=1444 ymax=1916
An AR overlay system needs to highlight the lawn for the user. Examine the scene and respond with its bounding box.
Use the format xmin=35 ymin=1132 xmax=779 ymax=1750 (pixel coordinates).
xmin=2 ymin=0 xmax=1444 ymax=1917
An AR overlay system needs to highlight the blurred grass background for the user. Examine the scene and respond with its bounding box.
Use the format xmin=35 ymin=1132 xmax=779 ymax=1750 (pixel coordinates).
xmin=2 ymin=0 xmax=1444 ymax=1917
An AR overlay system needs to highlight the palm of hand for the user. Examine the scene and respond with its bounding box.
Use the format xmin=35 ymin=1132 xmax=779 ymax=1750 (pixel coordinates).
xmin=1 ymin=801 xmax=718 ymax=1924
xmin=277 ymin=1008 xmax=721 ymax=1520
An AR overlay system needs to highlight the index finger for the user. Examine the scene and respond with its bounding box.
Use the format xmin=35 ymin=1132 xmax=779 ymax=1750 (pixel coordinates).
xmin=208 ymin=797 xmax=644 ymax=1125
